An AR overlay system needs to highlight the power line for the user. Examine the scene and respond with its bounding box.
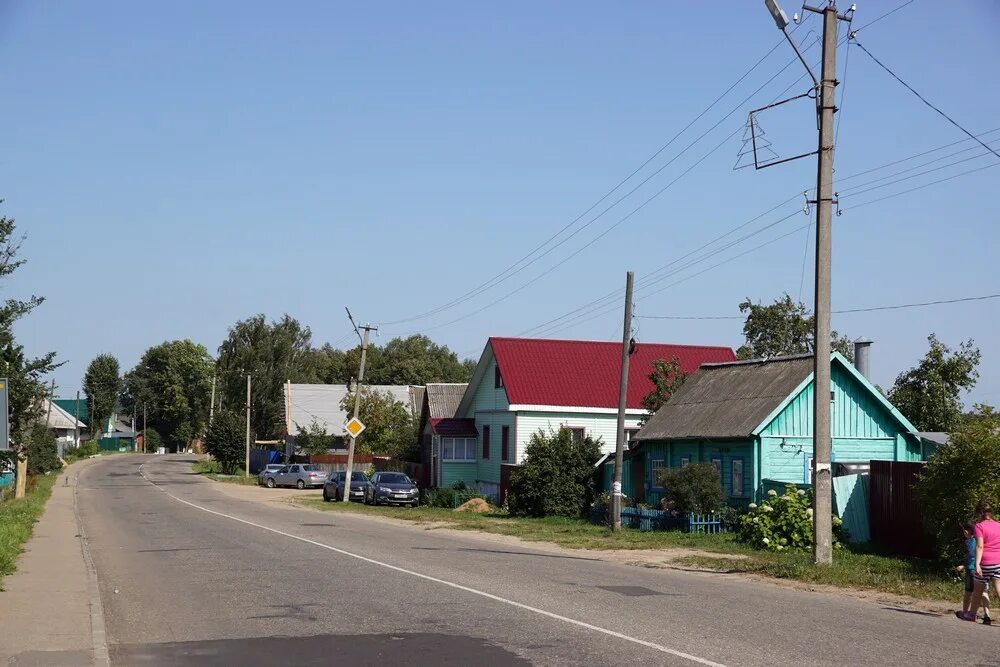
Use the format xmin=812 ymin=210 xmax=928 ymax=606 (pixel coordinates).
xmin=635 ymin=292 xmax=1000 ymax=319
xmin=851 ymin=38 xmax=1000 ymax=162
xmin=846 ymin=161 xmax=1000 ymax=211
xmin=379 ymin=22 xmax=819 ymax=328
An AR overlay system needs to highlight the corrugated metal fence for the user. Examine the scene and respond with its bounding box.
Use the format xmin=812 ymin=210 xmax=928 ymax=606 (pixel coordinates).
xmin=869 ymin=460 xmax=933 ymax=556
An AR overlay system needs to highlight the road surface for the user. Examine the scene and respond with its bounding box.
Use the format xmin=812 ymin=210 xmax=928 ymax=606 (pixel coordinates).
xmin=76 ymin=455 xmax=997 ymax=666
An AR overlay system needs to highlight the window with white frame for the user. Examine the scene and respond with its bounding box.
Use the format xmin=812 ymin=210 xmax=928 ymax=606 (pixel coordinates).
xmin=651 ymin=459 xmax=665 ymax=488
xmin=442 ymin=437 xmax=476 ymax=462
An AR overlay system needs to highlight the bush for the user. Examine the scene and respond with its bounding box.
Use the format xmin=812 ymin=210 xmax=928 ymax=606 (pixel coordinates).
xmin=914 ymin=405 xmax=1000 ymax=562
xmin=736 ymin=485 xmax=845 ymax=552
xmin=26 ymin=427 xmax=60 ymax=475
xmin=204 ymin=411 xmax=245 ymax=474
xmin=142 ymin=428 xmax=163 ymax=453
xmin=65 ymin=440 xmax=99 ymax=461
xmin=714 ymin=505 xmax=744 ymax=532
xmin=658 ymin=463 xmax=725 ymax=514
xmin=507 ymin=429 xmax=602 ymax=518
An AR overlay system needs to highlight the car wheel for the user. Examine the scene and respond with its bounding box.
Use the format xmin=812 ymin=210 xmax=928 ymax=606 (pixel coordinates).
xmin=266 ymin=478 xmax=275 ymax=488
xmin=296 ymin=480 xmax=305 ymax=490
xmin=322 ymin=489 xmax=330 ymax=502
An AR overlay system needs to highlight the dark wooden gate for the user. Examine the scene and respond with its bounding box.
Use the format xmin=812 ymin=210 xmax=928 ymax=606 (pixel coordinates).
xmin=868 ymin=460 xmax=933 ymax=556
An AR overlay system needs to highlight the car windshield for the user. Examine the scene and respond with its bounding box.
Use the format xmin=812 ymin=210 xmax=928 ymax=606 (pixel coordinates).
xmin=380 ymin=473 xmax=411 ymax=484
xmin=302 ymin=465 xmax=320 ymax=472
xmin=351 ymin=472 xmax=367 ymax=481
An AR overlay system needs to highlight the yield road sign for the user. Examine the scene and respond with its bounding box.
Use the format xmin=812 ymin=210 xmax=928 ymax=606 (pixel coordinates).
xmin=344 ymin=417 xmax=366 ymax=438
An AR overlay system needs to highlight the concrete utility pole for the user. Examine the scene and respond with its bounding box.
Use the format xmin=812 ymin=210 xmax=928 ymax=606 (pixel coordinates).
xmin=245 ymin=374 xmax=252 ymax=477
xmin=342 ymin=309 xmax=376 ymax=503
xmin=763 ymin=0 xmax=849 ymax=567
xmin=75 ymin=390 xmax=81 ymax=450
xmin=143 ymin=404 xmax=147 ymax=454
xmin=209 ymin=374 xmax=217 ymax=426
xmin=809 ymin=1 xmax=839 ymax=567
xmin=612 ymin=271 xmax=634 ymax=532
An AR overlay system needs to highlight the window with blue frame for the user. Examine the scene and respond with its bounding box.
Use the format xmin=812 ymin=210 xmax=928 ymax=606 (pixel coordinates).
xmin=650 ymin=459 xmax=665 ymax=489
xmin=679 ymin=456 xmax=690 ymax=468
xmin=731 ymin=458 xmax=745 ymax=497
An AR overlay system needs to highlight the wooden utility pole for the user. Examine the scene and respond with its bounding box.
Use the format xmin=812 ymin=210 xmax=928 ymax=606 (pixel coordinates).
xmin=245 ymin=374 xmax=252 ymax=477
xmin=612 ymin=272 xmax=634 ymax=532
xmin=143 ymin=404 xmax=147 ymax=454
xmin=209 ymin=374 xmax=217 ymax=426
xmin=808 ymin=1 xmax=839 ymax=566
xmin=342 ymin=309 xmax=376 ymax=503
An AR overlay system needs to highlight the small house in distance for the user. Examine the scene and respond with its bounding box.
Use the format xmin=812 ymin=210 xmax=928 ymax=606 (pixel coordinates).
xmin=448 ymin=337 xmax=736 ymax=499
xmin=627 ymin=351 xmax=924 ymax=506
xmin=417 ymin=383 xmax=472 ymax=488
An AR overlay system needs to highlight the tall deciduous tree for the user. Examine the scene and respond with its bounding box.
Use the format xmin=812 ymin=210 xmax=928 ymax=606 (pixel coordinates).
xmin=339 ymin=388 xmax=416 ymax=459
xmin=216 ymin=314 xmax=316 ymax=440
xmin=122 ymin=340 xmax=213 ymax=452
xmin=641 ymin=357 xmax=687 ymax=422
xmin=736 ymin=294 xmax=854 ymax=361
xmin=0 ymin=210 xmax=60 ymax=491
xmin=888 ymin=334 xmax=981 ymax=432
xmin=313 ymin=335 xmax=474 ymax=386
xmin=204 ymin=410 xmax=245 ymax=474
xmin=83 ymin=354 xmax=121 ymax=436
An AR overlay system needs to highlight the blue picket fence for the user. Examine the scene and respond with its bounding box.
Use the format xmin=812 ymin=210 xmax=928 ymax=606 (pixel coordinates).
xmin=591 ymin=507 xmax=726 ymax=533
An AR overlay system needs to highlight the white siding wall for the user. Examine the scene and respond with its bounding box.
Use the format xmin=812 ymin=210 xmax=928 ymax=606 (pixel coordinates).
xmin=514 ymin=411 xmax=644 ymax=460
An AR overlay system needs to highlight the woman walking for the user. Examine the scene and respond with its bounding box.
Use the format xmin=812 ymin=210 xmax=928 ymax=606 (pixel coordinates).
xmin=960 ymin=501 xmax=1000 ymax=623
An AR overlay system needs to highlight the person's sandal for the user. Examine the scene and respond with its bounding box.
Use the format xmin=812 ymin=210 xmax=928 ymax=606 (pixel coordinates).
xmin=983 ymin=616 xmax=992 ymax=626
xmin=955 ymin=611 xmax=976 ymax=622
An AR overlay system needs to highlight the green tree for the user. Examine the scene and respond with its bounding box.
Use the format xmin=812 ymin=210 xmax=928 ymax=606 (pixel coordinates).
xmin=339 ymin=388 xmax=416 ymax=458
xmin=914 ymin=405 xmax=1000 ymax=561
xmin=204 ymin=411 xmax=246 ymax=474
xmin=324 ymin=335 xmax=475 ymax=386
xmin=507 ymin=429 xmax=602 ymax=518
xmin=0 ymin=210 xmax=60 ymax=482
xmin=888 ymin=334 xmax=981 ymax=432
xmin=83 ymin=354 xmax=121 ymax=437
xmin=641 ymin=357 xmax=687 ymax=422
xmin=736 ymin=294 xmax=853 ymax=361
xmin=216 ymin=314 xmax=316 ymax=440
xmin=658 ymin=463 xmax=725 ymax=514
xmin=26 ymin=426 xmax=60 ymax=475
xmin=122 ymin=340 xmax=213 ymax=452
xmin=295 ymin=417 xmax=333 ymax=456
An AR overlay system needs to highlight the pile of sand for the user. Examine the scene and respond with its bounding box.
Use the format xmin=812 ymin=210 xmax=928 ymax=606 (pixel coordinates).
xmin=454 ymin=497 xmax=493 ymax=513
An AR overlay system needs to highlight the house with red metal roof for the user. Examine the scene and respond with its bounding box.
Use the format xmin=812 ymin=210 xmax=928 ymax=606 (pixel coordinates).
xmin=433 ymin=337 xmax=736 ymax=498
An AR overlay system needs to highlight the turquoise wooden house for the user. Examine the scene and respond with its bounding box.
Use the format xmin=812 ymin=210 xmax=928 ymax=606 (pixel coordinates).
xmin=624 ymin=352 xmax=924 ymax=506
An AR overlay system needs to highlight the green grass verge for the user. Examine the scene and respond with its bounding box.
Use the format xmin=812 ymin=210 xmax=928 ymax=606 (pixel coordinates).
xmin=0 ymin=473 xmax=59 ymax=590
xmin=297 ymin=498 xmax=960 ymax=602
xmin=191 ymin=460 xmax=259 ymax=486
xmin=672 ymin=548 xmax=957 ymax=602
xmin=296 ymin=498 xmax=760 ymax=552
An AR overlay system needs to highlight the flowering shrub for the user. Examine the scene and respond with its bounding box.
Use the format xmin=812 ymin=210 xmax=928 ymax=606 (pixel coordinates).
xmin=736 ymin=485 xmax=846 ymax=551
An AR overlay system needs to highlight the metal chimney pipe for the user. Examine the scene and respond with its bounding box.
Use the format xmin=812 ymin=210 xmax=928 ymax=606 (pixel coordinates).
xmin=854 ymin=339 xmax=873 ymax=379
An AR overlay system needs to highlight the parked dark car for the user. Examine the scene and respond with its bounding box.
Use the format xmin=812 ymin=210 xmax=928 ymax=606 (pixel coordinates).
xmin=364 ymin=472 xmax=419 ymax=506
xmin=323 ymin=471 xmax=368 ymax=502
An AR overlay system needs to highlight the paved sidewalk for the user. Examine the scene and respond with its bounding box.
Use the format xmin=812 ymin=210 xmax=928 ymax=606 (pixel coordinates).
xmin=0 ymin=459 xmax=106 ymax=666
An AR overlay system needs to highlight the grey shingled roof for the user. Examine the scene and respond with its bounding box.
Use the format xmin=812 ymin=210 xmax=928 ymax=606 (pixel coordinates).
xmin=635 ymin=354 xmax=814 ymax=440
xmin=425 ymin=383 xmax=468 ymax=419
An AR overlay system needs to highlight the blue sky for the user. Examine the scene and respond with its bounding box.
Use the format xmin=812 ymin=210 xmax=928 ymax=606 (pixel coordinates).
xmin=2 ymin=0 xmax=997 ymax=406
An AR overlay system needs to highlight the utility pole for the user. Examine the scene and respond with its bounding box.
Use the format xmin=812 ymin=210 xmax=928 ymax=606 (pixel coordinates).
xmin=209 ymin=374 xmax=217 ymax=426
xmin=612 ymin=271 xmax=634 ymax=532
xmin=75 ymin=390 xmax=81 ymax=450
xmin=245 ymin=374 xmax=251 ymax=477
xmin=763 ymin=0 xmax=851 ymax=566
xmin=342 ymin=308 xmax=376 ymax=503
xmin=143 ymin=404 xmax=147 ymax=454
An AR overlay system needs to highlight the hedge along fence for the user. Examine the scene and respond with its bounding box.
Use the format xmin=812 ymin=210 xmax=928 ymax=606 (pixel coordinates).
xmin=589 ymin=506 xmax=726 ymax=533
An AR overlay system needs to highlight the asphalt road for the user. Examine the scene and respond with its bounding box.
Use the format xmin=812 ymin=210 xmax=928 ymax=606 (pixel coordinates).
xmin=76 ymin=455 xmax=998 ymax=666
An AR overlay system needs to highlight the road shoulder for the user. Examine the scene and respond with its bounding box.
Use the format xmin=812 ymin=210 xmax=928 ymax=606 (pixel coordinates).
xmin=0 ymin=458 xmax=109 ymax=666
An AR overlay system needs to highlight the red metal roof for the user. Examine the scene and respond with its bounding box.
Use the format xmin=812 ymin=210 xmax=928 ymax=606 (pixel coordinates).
xmin=489 ymin=337 xmax=736 ymax=410
xmin=430 ymin=417 xmax=479 ymax=437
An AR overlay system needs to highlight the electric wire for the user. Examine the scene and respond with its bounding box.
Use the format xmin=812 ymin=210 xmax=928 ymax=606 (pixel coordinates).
xmin=851 ymin=38 xmax=1000 ymax=162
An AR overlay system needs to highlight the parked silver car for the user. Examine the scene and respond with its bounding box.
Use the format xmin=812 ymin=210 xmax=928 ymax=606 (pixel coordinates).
xmin=257 ymin=464 xmax=285 ymax=486
xmin=262 ymin=464 xmax=328 ymax=489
